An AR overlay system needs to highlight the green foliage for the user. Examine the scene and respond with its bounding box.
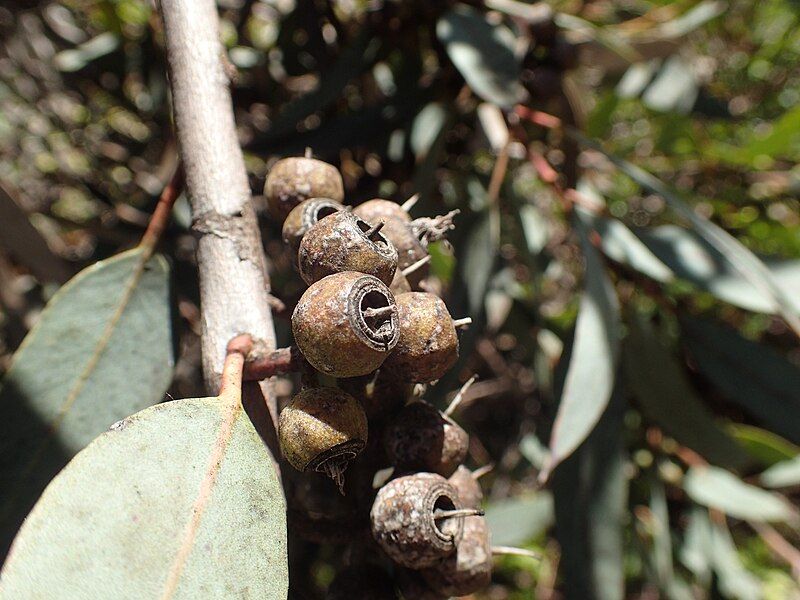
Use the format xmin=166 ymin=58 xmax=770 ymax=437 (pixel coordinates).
xmin=0 ymin=249 xmax=173 ymax=552
xmin=0 ymin=396 xmax=287 ymax=598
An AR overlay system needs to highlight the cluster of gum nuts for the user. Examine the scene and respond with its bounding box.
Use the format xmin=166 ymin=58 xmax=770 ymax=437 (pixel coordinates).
xmin=264 ymin=152 xmax=535 ymax=598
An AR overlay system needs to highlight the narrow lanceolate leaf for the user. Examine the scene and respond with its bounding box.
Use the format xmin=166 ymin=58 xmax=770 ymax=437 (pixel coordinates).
xmin=681 ymin=317 xmax=800 ymax=445
xmin=624 ymin=316 xmax=750 ymax=470
xmin=436 ymin=4 xmax=526 ymax=108
xmin=540 ymin=221 xmax=621 ymax=481
xmin=683 ymin=466 xmax=797 ymax=523
xmin=552 ymin=386 xmax=627 ymax=600
xmin=0 ymin=248 xmax=173 ymax=552
xmin=0 ymin=396 xmax=287 ymax=598
xmin=634 ymin=225 xmax=800 ymax=315
xmin=568 ymin=130 xmax=800 ymax=338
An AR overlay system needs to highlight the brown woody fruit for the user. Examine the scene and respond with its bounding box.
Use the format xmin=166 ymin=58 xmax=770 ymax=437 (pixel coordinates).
xmin=298 ymin=211 xmax=398 ymax=286
xmin=326 ymin=564 xmax=397 ymax=600
xmin=338 ymin=369 xmax=411 ymax=422
xmin=380 ymin=292 xmax=459 ymax=383
xmin=379 ymin=218 xmax=429 ymax=285
xmin=384 ymin=401 xmax=469 ymax=477
xmin=370 ymin=473 xmax=479 ymax=569
xmin=353 ymin=197 xmax=413 ymax=225
xmin=278 ymin=387 xmax=368 ymax=492
xmin=448 ymin=466 xmax=484 ymax=510
xmin=292 ymin=272 xmax=399 ymax=377
xmin=265 ymin=155 xmax=344 ymax=221
xmin=282 ymin=197 xmax=344 ymax=257
xmin=420 ymin=516 xmax=492 ymax=597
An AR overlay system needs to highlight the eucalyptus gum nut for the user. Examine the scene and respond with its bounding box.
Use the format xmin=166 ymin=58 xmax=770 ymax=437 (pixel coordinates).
xmin=384 ymin=402 xmax=469 ymax=477
xmin=353 ymin=198 xmax=412 ymax=224
xmin=292 ymin=272 xmax=399 ymax=378
xmin=448 ymin=466 xmax=483 ymax=509
xmin=420 ymin=517 xmax=492 ymax=597
xmin=370 ymin=473 xmax=465 ymax=569
xmin=298 ymin=211 xmax=398 ymax=286
xmin=380 ymin=218 xmax=430 ymax=285
xmin=380 ymin=292 xmax=459 ymax=383
xmin=389 ymin=268 xmax=412 ymax=294
xmin=278 ymin=387 xmax=368 ymax=478
xmin=265 ymin=156 xmax=344 ymax=222
xmin=338 ymin=370 xmax=411 ymax=422
xmin=282 ymin=197 xmax=344 ymax=257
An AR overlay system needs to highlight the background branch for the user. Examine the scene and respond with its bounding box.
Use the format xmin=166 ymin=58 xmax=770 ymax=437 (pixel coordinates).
xmin=158 ymin=0 xmax=280 ymax=446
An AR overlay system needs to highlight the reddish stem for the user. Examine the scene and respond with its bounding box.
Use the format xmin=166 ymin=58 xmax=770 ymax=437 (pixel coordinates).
xmin=140 ymin=165 xmax=184 ymax=254
xmin=243 ymin=346 xmax=305 ymax=380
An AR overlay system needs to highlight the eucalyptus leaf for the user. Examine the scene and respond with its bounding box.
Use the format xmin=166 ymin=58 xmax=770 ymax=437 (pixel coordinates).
xmin=541 ymin=220 xmax=621 ymax=480
xmin=727 ymin=423 xmax=800 ymax=467
xmin=683 ymin=466 xmax=796 ymax=523
xmin=552 ymin=385 xmax=627 ymax=600
xmin=0 ymin=396 xmax=287 ymax=598
xmin=0 ymin=248 xmax=174 ymax=552
xmin=436 ymin=4 xmax=526 ymax=108
xmin=624 ymin=316 xmax=750 ymax=470
xmin=759 ymin=455 xmax=800 ymax=489
xmin=462 ymin=213 xmax=497 ymax=316
xmin=566 ymin=130 xmax=800 ymax=335
xmin=681 ymin=317 xmax=800 ymax=445
xmin=485 ymin=493 xmax=554 ymax=547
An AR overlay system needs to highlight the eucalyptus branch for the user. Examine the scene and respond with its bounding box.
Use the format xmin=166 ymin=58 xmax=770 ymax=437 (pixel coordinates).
xmin=158 ymin=0 xmax=280 ymax=439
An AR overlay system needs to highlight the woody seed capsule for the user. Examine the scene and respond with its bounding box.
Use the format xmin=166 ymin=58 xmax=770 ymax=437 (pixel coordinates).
xmin=420 ymin=516 xmax=492 ymax=597
xmin=282 ymin=197 xmax=344 ymax=258
xmin=292 ymin=272 xmax=399 ymax=377
xmin=298 ymin=211 xmax=398 ymax=286
xmin=265 ymin=156 xmax=344 ymax=221
xmin=384 ymin=401 xmax=469 ymax=477
xmin=370 ymin=473 xmax=466 ymax=569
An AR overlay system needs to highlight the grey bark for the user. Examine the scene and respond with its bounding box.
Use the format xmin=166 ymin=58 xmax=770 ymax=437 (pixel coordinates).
xmin=158 ymin=0 xmax=280 ymax=436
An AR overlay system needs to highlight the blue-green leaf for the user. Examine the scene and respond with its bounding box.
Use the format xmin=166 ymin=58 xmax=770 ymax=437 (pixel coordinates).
xmin=683 ymin=466 xmax=796 ymax=523
xmin=540 ymin=220 xmax=621 ymax=480
xmin=0 ymin=248 xmax=174 ymax=551
xmin=436 ymin=4 xmax=526 ymax=108
xmin=0 ymin=395 xmax=287 ymax=598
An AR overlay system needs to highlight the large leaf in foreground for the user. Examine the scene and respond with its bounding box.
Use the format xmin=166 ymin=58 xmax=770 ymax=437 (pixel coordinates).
xmin=436 ymin=4 xmax=525 ymax=108
xmin=0 ymin=248 xmax=173 ymax=551
xmin=681 ymin=316 xmax=800 ymax=445
xmin=0 ymin=395 xmax=287 ymax=598
xmin=541 ymin=221 xmax=621 ymax=480
xmin=485 ymin=493 xmax=554 ymax=547
xmin=624 ymin=316 xmax=750 ymax=470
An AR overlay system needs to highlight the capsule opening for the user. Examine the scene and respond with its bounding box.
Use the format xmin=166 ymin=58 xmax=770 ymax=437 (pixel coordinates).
xmin=433 ymin=494 xmax=458 ymax=537
xmin=360 ymin=290 xmax=394 ymax=338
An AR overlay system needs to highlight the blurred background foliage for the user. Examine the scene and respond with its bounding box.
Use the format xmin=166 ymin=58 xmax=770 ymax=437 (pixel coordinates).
xmin=1 ymin=0 xmax=799 ymax=598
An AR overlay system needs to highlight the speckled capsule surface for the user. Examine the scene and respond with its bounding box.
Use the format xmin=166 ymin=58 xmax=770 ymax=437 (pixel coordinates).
xmin=448 ymin=466 xmax=483 ymax=509
xmin=380 ymin=292 xmax=459 ymax=383
xmin=265 ymin=156 xmax=344 ymax=222
xmin=370 ymin=473 xmax=465 ymax=569
xmin=278 ymin=387 xmax=368 ymax=474
xmin=298 ymin=211 xmax=398 ymax=286
xmin=282 ymin=197 xmax=344 ymax=257
xmin=353 ymin=198 xmax=412 ymax=224
xmin=379 ymin=218 xmax=429 ymax=286
xmin=384 ymin=401 xmax=468 ymax=477
xmin=389 ymin=267 xmax=412 ymax=295
xmin=292 ymin=272 xmax=399 ymax=377
xmin=338 ymin=370 xmax=411 ymax=422
xmin=420 ymin=516 xmax=492 ymax=597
